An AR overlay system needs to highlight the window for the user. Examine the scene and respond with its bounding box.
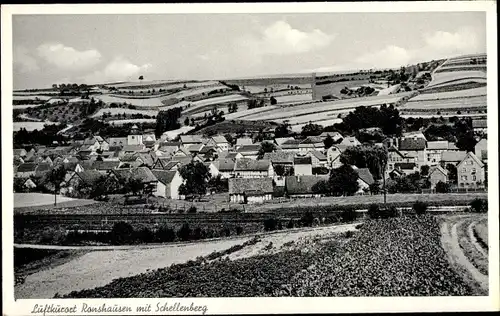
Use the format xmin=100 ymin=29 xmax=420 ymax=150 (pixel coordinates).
xmin=469 ymin=160 xmax=473 ymax=165
xmin=461 ymin=175 xmax=468 ymax=181
xmin=471 ymin=168 xmax=476 ymax=173
xmin=131 ymin=136 xmax=135 ymax=139
xmin=462 ymin=168 xmax=466 ymax=173
xmin=472 ymin=175 xmax=477 ymax=181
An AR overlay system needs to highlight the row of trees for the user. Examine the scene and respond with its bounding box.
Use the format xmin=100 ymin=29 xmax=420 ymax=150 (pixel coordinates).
xmin=154 ymin=107 xmax=182 ymax=137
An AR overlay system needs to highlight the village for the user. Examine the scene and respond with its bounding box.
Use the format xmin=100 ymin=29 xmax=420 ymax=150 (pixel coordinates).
xmin=13 ymin=117 xmax=488 ymax=208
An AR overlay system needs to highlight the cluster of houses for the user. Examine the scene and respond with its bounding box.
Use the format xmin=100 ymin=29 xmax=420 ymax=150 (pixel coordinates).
xmin=13 ymin=123 xmax=488 ymax=205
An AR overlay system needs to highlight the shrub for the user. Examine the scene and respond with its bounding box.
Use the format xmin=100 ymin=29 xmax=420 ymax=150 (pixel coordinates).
xmin=156 ymin=225 xmax=176 ymax=242
xmin=286 ymin=219 xmax=295 ymax=229
xmin=39 ymin=227 xmax=66 ymax=244
xmin=110 ymin=222 xmax=135 ymax=245
xmin=177 ymin=223 xmax=192 ymax=241
xmin=367 ymin=204 xmax=381 ymax=219
xmin=135 ymin=227 xmax=154 ymax=243
xmin=236 ymin=226 xmax=243 ymax=235
xmin=300 ymin=211 xmax=315 ymax=227
xmin=342 ymin=231 xmax=355 ymax=238
xmin=435 ymin=181 xmax=450 ymax=193
xmin=188 ymin=206 xmax=197 ymax=213
xmin=263 ymin=218 xmax=278 ymax=231
xmin=470 ymin=199 xmax=488 ymax=213
xmin=413 ymin=201 xmax=428 ymax=215
xmin=340 ymin=208 xmax=357 ymax=222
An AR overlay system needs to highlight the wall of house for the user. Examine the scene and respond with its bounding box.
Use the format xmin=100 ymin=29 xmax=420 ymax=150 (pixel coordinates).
xmin=230 ymin=193 xmax=245 ymax=203
xmin=427 ymin=150 xmax=444 ymax=165
xmin=169 ymin=172 xmax=183 ymax=200
xmin=458 ymin=158 xmax=485 ymax=187
xmin=429 ymin=172 xmax=447 ymax=188
xmin=235 ymin=170 xmax=269 ymax=178
xmin=289 ymin=193 xmax=322 ymax=198
xmin=294 ymin=164 xmax=312 ymax=176
xmin=154 ymin=181 xmax=167 ymax=198
xmin=127 ymin=134 xmax=143 ymax=146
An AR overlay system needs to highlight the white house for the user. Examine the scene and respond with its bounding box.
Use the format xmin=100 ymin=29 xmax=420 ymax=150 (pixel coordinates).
xmin=204 ymin=161 xmax=220 ymax=178
xmin=215 ymin=159 xmax=236 ymax=179
xmin=152 ymin=170 xmax=183 ymax=199
xmin=427 ymin=140 xmax=449 ymax=165
xmin=234 ymin=158 xmax=273 ymax=178
xmin=127 ymin=125 xmax=143 ymax=146
xmin=327 ymin=145 xmax=344 ymax=169
xmin=207 ymin=136 xmax=230 ymax=152
xmin=235 ymin=137 xmax=253 ymax=150
xmin=294 ymin=156 xmax=312 ymax=176
xmin=229 ymin=177 xmax=273 ymax=204
xmin=339 ymin=136 xmax=361 ymax=147
xmin=299 ymin=136 xmax=324 ymax=153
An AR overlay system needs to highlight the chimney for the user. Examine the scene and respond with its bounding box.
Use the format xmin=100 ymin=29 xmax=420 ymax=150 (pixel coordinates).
xmin=297 ymin=175 xmax=301 ymax=183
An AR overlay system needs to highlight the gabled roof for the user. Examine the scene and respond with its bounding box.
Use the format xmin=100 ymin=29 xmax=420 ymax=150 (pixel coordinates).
xmin=180 ymin=135 xmax=204 ymax=144
xmin=211 ymin=135 xmax=228 ymax=144
xmin=429 ymin=165 xmax=448 ymax=177
xmin=111 ymin=167 xmax=157 ymax=183
xmin=107 ymin=137 xmax=128 ymax=146
xmin=73 ymin=170 xmax=103 ymax=185
xmin=236 ymin=137 xmax=253 ymax=146
xmin=234 ymin=158 xmax=270 ymax=171
xmin=402 ymin=131 xmax=427 ymax=140
xmin=307 ymin=150 xmax=327 ymax=161
xmin=399 ymin=138 xmax=426 ymax=151
xmin=143 ymin=134 xmax=156 ymax=143
xmin=175 ymin=146 xmax=192 ymax=157
xmin=237 ymin=144 xmax=261 ymax=153
xmin=458 ymin=152 xmax=484 ymax=168
xmin=136 ymin=153 xmax=155 ymax=166
xmin=216 ymin=159 xmax=236 ymax=172
xmin=83 ymin=137 xmax=99 ymax=145
xmin=340 ymin=136 xmax=360 ymax=146
xmin=263 ymin=151 xmax=295 ymax=164
xmin=16 ymin=163 xmax=37 ymax=173
xmin=319 ymin=132 xmax=343 ymax=139
xmin=199 ymin=145 xmax=216 ymax=154
xmin=187 ymin=143 xmax=204 ymax=152
xmin=281 ymin=139 xmax=302 ymax=149
xmin=427 ymin=140 xmax=449 ymax=150
xmin=123 ymin=144 xmax=144 ymax=152
xmin=300 ymin=136 xmax=323 ymax=145
xmin=448 ymin=142 xmax=459 ymax=150
xmin=394 ymin=162 xmax=417 ymax=170
xmin=229 ymin=177 xmax=273 ymax=195
xmin=441 ymin=150 xmax=467 ymax=162
xmin=152 ymin=158 xmax=180 ymax=170
xmin=274 ymin=137 xmax=295 ymax=146
xmin=152 ymin=170 xmax=178 ymax=185
xmin=356 ymin=168 xmax=375 ymax=185
xmin=93 ymin=160 xmax=120 ymax=171
xmin=294 ymin=156 xmax=312 ymax=165
xmin=285 ymin=175 xmax=329 ymax=195
xmin=121 ymin=153 xmax=139 ymax=162
xmin=14 ymin=149 xmax=27 ymax=156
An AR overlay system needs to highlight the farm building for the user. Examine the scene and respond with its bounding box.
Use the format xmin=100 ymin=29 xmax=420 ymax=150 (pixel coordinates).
xmin=234 ymin=159 xmax=273 ymax=178
xmin=457 ymin=152 xmax=485 ymax=188
xmin=204 ymin=161 xmax=220 ymax=178
xmin=402 ymin=131 xmax=427 ymax=141
xmin=198 ymin=145 xmax=217 ymax=160
xmin=398 ymin=138 xmax=427 ymax=167
xmin=228 ymin=177 xmax=273 ymax=204
xmin=339 ymin=136 xmax=361 ymax=147
xmin=306 ymin=150 xmax=328 ymax=168
xmin=215 ymin=159 xmax=236 ymax=179
xmin=110 ymin=167 xmax=159 ymax=194
xmin=152 ymin=170 xmax=183 ymax=199
xmin=285 ymin=175 xmax=329 ymax=198
xmin=236 ymin=145 xmax=261 ymax=160
xmin=274 ymin=137 xmax=295 ymax=147
xmin=299 ymin=136 xmax=324 ymax=153
xmin=280 ymin=139 xmax=301 ymax=152
xmin=354 ymin=167 xmax=375 ymax=194
xmin=180 ymin=135 xmax=206 ymax=149
xmin=219 ymin=151 xmax=243 ymax=160
xmin=263 ymin=151 xmax=295 ymax=169
xmin=319 ymin=132 xmax=343 ymax=143
xmin=327 ymin=145 xmax=344 ymax=169
xmin=426 ymin=141 xmax=450 ymax=165
xmin=63 ymin=170 xmax=103 ymax=195
xmin=472 ymin=119 xmax=487 ymax=133
xmin=173 ymin=146 xmax=191 ymax=158
xmin=441 ymin=151 xmax=468 ymax=166
xmin=235 ymin=137 xmax=253 ymax=149
xmin=143 ymin=134 xmax=157 ymax=148
xmin=206 ymin=136 xmax=230 ymax=152
xmin=122 ymin=144 xmax=146 ymax=155
xmin=152 ymin=158 xmax=181 ymax=171
xmin=294 ymin=156 xmax=312 ymax=176
xmin=92 ymin=160 xmax=121 ymax=173
xmin=428 ymin=165 xmax=449 ymax=189
xmin=394 ymin=162 xmax=419 ymax=175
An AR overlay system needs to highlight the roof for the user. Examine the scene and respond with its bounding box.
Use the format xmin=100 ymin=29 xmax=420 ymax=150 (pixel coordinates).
xmin=14 ymin=149 xmax=26 ymax=156
xmin=143 ymin=134 xmax=156 ymax=143
xmin=107 ymin=137 xmax=128 ymax=146
xmin=441 ymin=150 xmax=467 ymax=162
xmin=458 ymin=152 xmax=484 ymax=168
xmin=112 ymin=167 xmax=157 ymax=183
xmin=211 ymin=135 xmax=228 ymax=144
xmin=136 ymin=153 xmax=155 ymax=166
xmin=234 ymin=158 xmax=270 ymax=171
xmin=187 ymin=143 xmax=204 ymax=152
xmin=294 ymin=156 xmax=312 ymax=165
xmin=17 ymin=163 xmax=37 ymax=173
xmin=216 ymin=159 xmax=236 ymax=172
xmin=229 ymin=177 xmax=273 ymax=195
xmin=448 ymin=142 xmax=459 ymax=150
xmin=237 ymin=144 xmax=261 ymax=153
xmin=472 ymin=119 xmax=487 ymax=129
xmin=152 ymin=170 xmax=178 ymax=185
xmin=263 ymin=151 xmax=295 ymax=164
xmin=285 ymin=175 xmax=329 ymax=195
xmin=79 ymin=160 xmax=96 ymax=170
xmin=429 ymin=165 xmax=448 ymax=177
xmin=394 ymin=162 xmax=417 ymax=170
xmin=93 ymin=160 xmax=120 ymax=171
xmin=402 ymin=131 xmax=427 ymax=140
xmin=153 ymin=158 xmax=180 ymax=170
xmin=274 ymin=137 xmax=295 ymax=146
xmin=83 ymin=137 xmax=99 ymax=145
xmin=199 ymin=145 xmax=216 ymax=154
xmin=300 ymin=136 xmax=323 ymax=145
xmin=340 ymin=136 xmax=360 ymax=146
xmin=180 ymin=135 xmax=204 ymax=144
xmin=427 ymin=140 xmax=449 ymax=150
xmin=356 ymin=168 xmax=375 ymax=185
xmin=236 ymin=137 xmax=253 ymax=146
xmin=399 ymin=138 xmax=426 ymax=151
xmin=74 ymin=170 xmax=103 ymax=185
xmin=121 ymin=153 xmax=139 ymax=162
xmin=123 ymin=144 xmax=144 ymax=152
xmin=319 ymin=132 xmax=343 ymax=139
xmin=307 ymin=150 xmax=327 ymax=161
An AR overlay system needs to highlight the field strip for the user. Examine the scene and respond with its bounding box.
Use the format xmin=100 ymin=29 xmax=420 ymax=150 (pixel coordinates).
xmin=468 ymin=221 xmax=488 ymax=256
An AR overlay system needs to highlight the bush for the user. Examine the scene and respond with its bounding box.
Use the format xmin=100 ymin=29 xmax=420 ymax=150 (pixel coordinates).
xmin=435 ymin=181 xmax=450 ymax=193
xmin=110 ymin=222 xmax=135 ymax=245
xmin=236 ymin=226 xmax=243 ymax=235
xmin=340 ymin=208 xmax=357 ymax=222
xmin=177 ymin=223 xmax=192 ymax=241
xmin=469 ymin=199 xmax=487 ymax=213
xmin=342 ymin=231 xmax=355 ymax=238
xmin=413 ymin=201 xmax=428 ymax=215
xmin=188 ymin=206 xmax=197 ymax=213
xmin=300 ymin=211 xmax=315 ymax=227
xmin=136 ymin=227 xmax=154 ymax=243
xmin=367 ymin=204 xmax=381 ymax=219
xmin=263 ymin=218 xmax=278 ymax=231
xmin=286 ymin=219 xmax=295 ymax=229
xmin=156 ymin=225 xmax=176 ymax=242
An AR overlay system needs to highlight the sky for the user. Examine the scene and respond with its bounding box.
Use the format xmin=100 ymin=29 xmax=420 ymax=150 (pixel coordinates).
xmin=12 ymin=12 xmax=486 ymax=89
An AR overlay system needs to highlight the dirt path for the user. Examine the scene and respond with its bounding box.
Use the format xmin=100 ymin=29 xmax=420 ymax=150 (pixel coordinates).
xmin=440 ymin=215 xmax=488 ymax=295
xmin=15 ymin=223 xmax=358 ymax=299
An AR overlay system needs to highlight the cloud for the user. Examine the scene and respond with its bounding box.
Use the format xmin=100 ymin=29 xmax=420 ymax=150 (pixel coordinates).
xmin=242 ymin=20 xmax=335 ymax=56
xmin=14 ymin=46 xmax=39 ymax=72
xmin=37 ymin=43 xmax=101 ymax=70
xmin=82 ymin=56 xmax=152 ymax=84
xmin=355 ymin=45 xmax=412 ymax=69
xmin=422 ymin=27 xmax=481 ymax=58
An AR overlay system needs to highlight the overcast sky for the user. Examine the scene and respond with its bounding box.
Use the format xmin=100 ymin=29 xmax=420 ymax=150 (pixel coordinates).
xmin=13 ymin=12 xmax=486 ymax=89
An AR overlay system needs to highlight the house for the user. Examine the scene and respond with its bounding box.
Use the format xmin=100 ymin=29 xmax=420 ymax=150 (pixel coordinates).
xmin=16 ymin=163 xmax=38 ymax=177
xmin=299 ymin=136 xmax=324 ymax=153
xmin=204 ymin=161 xmax=220 ymax=178
xmin=219 ymin=151 xmax=243 ymax=160
xmin=402 ymin=131 xmax=427 ymax=141
xmin=236 ymin=145 xmax=261 ymax=160
xmin=187 ymin=143 xmax=205 ymax=155
xmin=472 ymin=119 xmax=487 ymax=133
xmin=82 ymin=136 xmax=109 ymax=152
xmin=426 ymin=141 xmax=450 ymax=165
xmin=428 ymin=165 xmax=448 ymax=189
xmin=63 ymin=170 xmax=103 ymax=195
xmin=228 ymin=177 xmax=273 ymax=204
xmin=14 ymin=149 xmax=27 ymax=157
xmin=319 ymin=132 xmax=343 ymax=143
xmin=234 ymin=159 xmax=273 ymax=178
xmin=274 ymin=137 xmax=295 ymax=147
xmin=327 ymin=145 xmax=344 ymax=169
xmin=394 ymin=162 xmax=419 ymax=175
xmin=135 ymin=152 xmax=156 ymax=167
xmin=235 ymin=137 xmax=253 ymax=150
xmin=21 ymin=178 xmax=37 ymax=191
xmin=92 ymin=160 xmax=121 ymax=174
xmin=306 ymin=150 xmax=328 ymax=168
xmin=263 ymin=151 xmax=295 ymax=171
xmin=107 ymin=137 xmax=128 ymax=147
xmin=207 ymin=136 xmax=230 ymax=152
xmin=180 ymin=135 xmax=204 ymax=149
xmin=457 ymin=152 xmax=485 ymax=188
xmin=127 ymin=125 xmax=143 ymax=146
xmin=280 ymin=139 xmax=301 ymax=152
xmin=294 ymin=156 xmax=312 ymax=176
xmin=14 ymin=156 xmax=24 ymax=166
xmin=398 ymin=137 xmax=427 ymax=167
xmin=173 ymin=146 xmax=192 ymax=158
xmin=441 ymin=151 xmax=468 ymax=166
xmin=474 ymin=139 xmax=487 ymax=162
xmin=122 ymin=144 xmax=146 ymax=155
xmin=339 ymin=136 xmax=361 ymax=147
xmin=354 ymin=167 xmax=375 ymax=194
xmin=215 ymin=159 xmax=236 ymax=179
xmin=198 ymin=145 xmax=217 ymax=161
xmin=110 ymin=167 xmax=158 ymax=194
xmin=152 ymin=170 xmax=183 ymax=199
xmin=152 ymin=158 xmax=181 ymax=171
xmin=285 ymin=175 xmax=329 ymax=198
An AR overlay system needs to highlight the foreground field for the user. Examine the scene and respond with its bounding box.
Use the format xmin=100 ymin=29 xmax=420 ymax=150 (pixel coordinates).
xmin=61 ymin=216 xmax=476 ymax=298
xmin=14 ymin=193 xmax=96 ymax=209
xmin=15 ymin=223 xmax=357 ymax=299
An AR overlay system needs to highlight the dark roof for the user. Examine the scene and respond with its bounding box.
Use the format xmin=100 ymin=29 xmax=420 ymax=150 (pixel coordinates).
xmin=74 ymin=170 xmax=103 ymax=185
xmin=93 ymin=160 xmax=120 ymax=170
xmin=111 ymin=167 xmax=157 ymax=183
xmin=356 ymin=168 xmax=375 ymax=185
xmin=35 ymin=163 xmax=52 ymax=173
xmin=300 ymin=136 xmax=323 ymax=145
xmin=237 ymin=144 xmax=261 ymax=153
xmin=472 ymin=119 xmax=487 ymax=128
xmin=234 ymin=158 xmax=270 ymax=171
xmin=399 ymin=138 xmax=426 ymax=151
xmin=17 ymin=163 xmax=37 ymax=173
xmin=394 ymin=162 xmax=417 ymax=170
xmin=229 ymin=177 xmax=273 ymax=195
xmin=294 ymin=156 xmax=312 ymax=165
xmin=152 ymin=170 xmax=178 ymax=185
xmin=307 ymin=150 xmax=327 ymax=161
xmin=281 ymin=139 xmax=302 ymax=148
xmin=123 ymin=144 xmax=144 ymax=152
xmin=199 ymin=145 xmax=216 ymax=154
xmin=263 ymin=151 xmax=295 ymax=164
xmin=441 ymin=150 xmax=467 ymax=162
xmin=216 ymin=159 xmax=235 ymax=172
xmin=285 ymin=175 xmax=329 ymax=195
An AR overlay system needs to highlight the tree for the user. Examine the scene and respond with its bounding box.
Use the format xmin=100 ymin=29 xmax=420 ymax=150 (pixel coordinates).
xmin=178 ymin=161 xmax=211 ymax=200
xmin=445 ymin=163 xmax=458 ymax=184
xmin=369 ymin=181 xmax=381 ymax=195
xmin=257 ymin=142 xmax=276 ymax=159
xmin=323 ymin=134 xmax=334 ymax=149
xmin=270 ymin=96 xmax=277 ymax=105
xmin=138 ymin=75 xmax=144 ymax=81
xmin=339 ymin=145 xmax=388 ymax=180
xmin=413 ymin=201 xmax=428 ymax=215
xmin=124 ymin=177 xmax=145 ymax=196
xmin=44 ymin=165 xmax=67 ymax=206
xmin=329 ymin=165 xmax=359 ymax=196
xmin=420 ymin=165 xmax=430 ymax=177
xmin=301 ymin=123 xmax=323 ymax=137
xmin=52 ymin=84 xmax=58 ymax=89
xmin=274 ymin=123 xmax=292 ymax=138
xmin=155 ymin=107 xmax=182 ymax=137
xmin=311 ymin=180 xmax=330 ymax=195
xmin=184 ymin=117 xmax=190 ymax=126
xmin=435 ymin=181 xmax=450 ymax=193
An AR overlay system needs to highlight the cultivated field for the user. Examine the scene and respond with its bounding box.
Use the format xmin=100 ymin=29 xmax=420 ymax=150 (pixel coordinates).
xmin=401 ymin=95 xmax=486 ymax=111
xmin=275 ymin=93 xmax=313 ymax=103
xmin=94 ymin=94 xmax=170 ymax=107
xmin=14 ymin=193 xmax=95 ymax=209
xmin=182 ymin=94 xmax=249 ymax=114
xmin=107 ymin=119 xmax=157 ymax=125
xmin=409 ymin=86 xmax=486 ymax=101
xmin=91 ymin=108 xmax=158 ymax=118
xmin=13 ymin=121 xmax=59 ymax=131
